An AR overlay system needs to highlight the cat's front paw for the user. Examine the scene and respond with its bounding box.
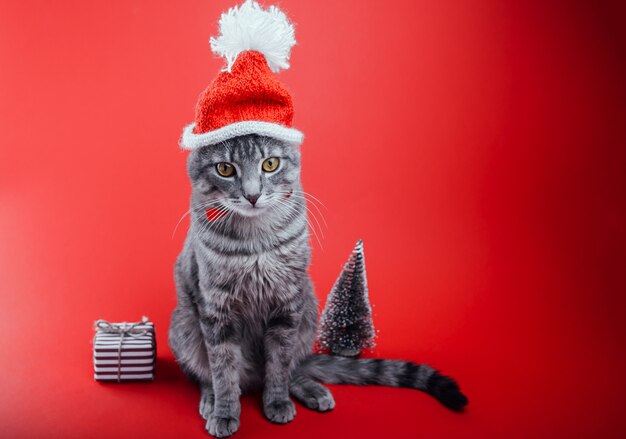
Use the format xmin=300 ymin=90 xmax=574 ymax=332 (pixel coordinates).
xmin=199 ymin=389 xmax=215 ymax=420
xmin=206 ymin=414 xmax=240 ymax=438
xmin=264 ymin=399 xmax=296 ymax=424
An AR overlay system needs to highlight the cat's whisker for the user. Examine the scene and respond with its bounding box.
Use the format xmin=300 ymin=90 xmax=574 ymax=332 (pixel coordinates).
xmin=172 ymin=209 xmax=191 ymax=239
xmin=215 ymin=209 xmax=234 ymax=234
xmin=173 ymin=199 xmax=227 ymax=239
xmin=268 ymin=196 xmax=295 ymax=218
xmin=302 ymin=204 xmax=325 ymax=239
xmin=272 ymin=197 xmax=323 ymax=250
xmin=273 ymin=201 xmax=302 ymax=226
xmin=306 ymin=218 xmax=324 ymax=250
xmin=273 ymin=191 xmax=328 ymax=236
xmin=269 ymin=197 xmax=304 ymax=225
xmin=286 ymin=191 xmax=323 ymax=210
xmin=291 ymin=190 xmax=328 ymax=210
xmin=195 ymin=204 xmax=232 ymax=237
xmin=277 ymin=190 xmax=328 ymax=231
xmin=195 ymin=199 xmax=225 ymax=209
xmin=287 ymin=193 xmax=328 ymax=230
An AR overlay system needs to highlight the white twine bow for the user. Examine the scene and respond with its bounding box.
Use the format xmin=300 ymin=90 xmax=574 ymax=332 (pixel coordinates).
xmin=94 ymin=316 xmax=151 ymax=382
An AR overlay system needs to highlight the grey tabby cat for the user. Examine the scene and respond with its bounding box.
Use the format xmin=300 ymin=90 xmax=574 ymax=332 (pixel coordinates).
xmin=169 ymin=134 xmax=468 ymax=437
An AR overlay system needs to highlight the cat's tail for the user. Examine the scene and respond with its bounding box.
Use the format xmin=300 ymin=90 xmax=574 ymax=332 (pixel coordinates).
xmin=293 ymin=354 xmax=468 ymax=411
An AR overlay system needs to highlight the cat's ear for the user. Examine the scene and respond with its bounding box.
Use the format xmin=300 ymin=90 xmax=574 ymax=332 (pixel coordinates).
xmin=210 ymin=0 xmax=296 ymax=73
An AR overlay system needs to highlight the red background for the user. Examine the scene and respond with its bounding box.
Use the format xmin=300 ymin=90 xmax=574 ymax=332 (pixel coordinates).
xmin=1 ymin=0 xmax=625 ymax=437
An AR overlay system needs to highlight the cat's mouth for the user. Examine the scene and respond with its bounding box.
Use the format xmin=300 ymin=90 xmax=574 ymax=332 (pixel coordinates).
xmin=214 ymin=199 xmax=270 ymax=219
xmin=233 ymin=203 xmax=268 ymax=217
xmin=205 ymin=191 xmax=294 ymax=221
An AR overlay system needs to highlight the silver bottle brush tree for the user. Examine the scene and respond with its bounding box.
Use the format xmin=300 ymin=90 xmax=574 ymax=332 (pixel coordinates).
xmin=317 ymin=240 xmax=376 ymax=356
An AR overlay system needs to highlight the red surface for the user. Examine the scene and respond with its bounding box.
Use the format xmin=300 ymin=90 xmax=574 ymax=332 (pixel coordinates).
xmin=1 ymin=1 xmax=625 ymax=438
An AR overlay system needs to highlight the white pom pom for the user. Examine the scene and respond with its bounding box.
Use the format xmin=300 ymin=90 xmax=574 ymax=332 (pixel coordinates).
xmin=210 ymin=0 xmax=296 ymax=73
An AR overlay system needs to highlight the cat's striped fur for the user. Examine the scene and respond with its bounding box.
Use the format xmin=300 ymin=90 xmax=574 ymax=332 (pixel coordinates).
xmin=169 ymin=134 xmax=467 ymax=437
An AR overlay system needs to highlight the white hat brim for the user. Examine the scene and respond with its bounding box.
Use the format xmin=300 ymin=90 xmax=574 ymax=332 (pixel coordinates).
xmin=179 ymin=121 xmax=304 ymax=150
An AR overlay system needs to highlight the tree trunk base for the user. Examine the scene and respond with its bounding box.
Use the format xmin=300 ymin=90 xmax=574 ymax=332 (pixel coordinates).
xmin=331 ymin=347 xmax=361 ymax=357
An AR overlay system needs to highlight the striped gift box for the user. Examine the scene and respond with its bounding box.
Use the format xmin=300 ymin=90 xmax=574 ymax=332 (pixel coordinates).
xmin=93 ymin=318 xmax=156 ymax=382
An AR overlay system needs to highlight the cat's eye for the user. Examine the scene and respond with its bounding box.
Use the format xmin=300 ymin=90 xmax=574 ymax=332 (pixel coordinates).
xmin=262 ymin=157 xmax=280 ymax=173
xmin=216 ymin=162 xmax=235 ymax=177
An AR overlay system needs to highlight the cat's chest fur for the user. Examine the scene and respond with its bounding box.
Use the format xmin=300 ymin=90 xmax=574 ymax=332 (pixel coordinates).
xmin=195 ymin=240 xmax=304 ymax=317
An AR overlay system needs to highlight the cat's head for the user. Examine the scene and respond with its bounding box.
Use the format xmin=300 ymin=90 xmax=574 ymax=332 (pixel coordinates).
xmin=187 ymin=134 xmax=302 ymax=219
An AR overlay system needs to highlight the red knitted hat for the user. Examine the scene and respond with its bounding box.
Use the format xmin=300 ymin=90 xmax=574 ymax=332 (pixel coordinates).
xmin=180 ymin=0 xmax=303 ymax=149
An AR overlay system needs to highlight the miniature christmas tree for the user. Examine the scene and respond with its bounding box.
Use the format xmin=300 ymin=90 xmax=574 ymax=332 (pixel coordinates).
xmin=317 ymin=240 xmax=376 ymax=356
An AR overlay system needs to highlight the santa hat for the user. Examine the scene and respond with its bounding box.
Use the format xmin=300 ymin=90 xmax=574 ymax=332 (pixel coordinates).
xmin=180 ymin=0 xmax=303 ymax=150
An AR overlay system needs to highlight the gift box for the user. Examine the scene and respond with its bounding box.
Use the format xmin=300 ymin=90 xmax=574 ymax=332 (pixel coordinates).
xmin=93 ymin=316 xmax=156 ymax=382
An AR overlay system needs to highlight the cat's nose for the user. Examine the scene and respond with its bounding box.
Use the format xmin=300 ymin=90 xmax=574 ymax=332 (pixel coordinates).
xmin=245 ymin=193 xmax=260 ymax=206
